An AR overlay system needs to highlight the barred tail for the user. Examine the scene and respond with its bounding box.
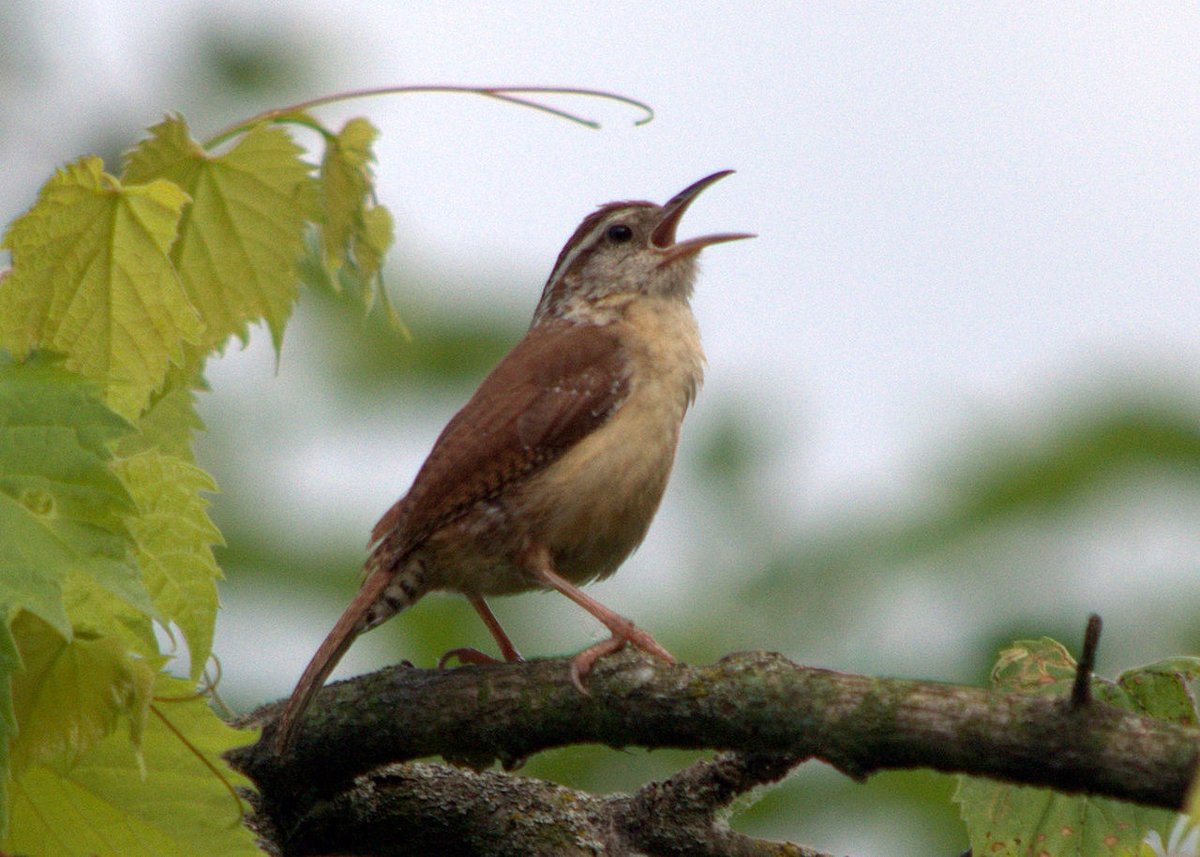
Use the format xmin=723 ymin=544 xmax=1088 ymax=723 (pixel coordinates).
xmin=273 ymin=558 xmax=421 ymax=753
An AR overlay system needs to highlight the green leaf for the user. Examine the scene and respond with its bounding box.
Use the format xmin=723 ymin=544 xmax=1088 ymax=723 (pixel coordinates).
xmin=0 ymin=157 xmax=202 ymax=418
xmin=117 ymin=366 xmax=207 ymax=462
xmin=122 ymin=115 xmax=314 ymax=353
xmin=60 ymin=572 xmax=160 ymax=662
xmin=0 ymin=355 xmax=148 ymax=637
xmin=1117 ymin=658 xmax=1200 ymax=727
xmin=113 ymin=450 xmax=223 ymax=679
xmin=0 ymin=619 xmax=20 ymax=837
xmin=357 ymin=204 xmax=395 ymax=292
xmin=988 ymin=636 xmax=1078 ymax=691
xmin=312 ymin=117 xmax=398 ymax=324
xmin=956 ymin=776 xmax=1176 ymax=857
xmin=8 ymin=612 xmax=156 ymax=774
xmin=319 ymin=118 xmax=379 ymax=269
xmin=955 ymin=639 xmax=1179 ymax=856
xmin=5 ymin=672 xmax=261 ymax=857
xmin=0 ymin=619 xmax=18 ymax=736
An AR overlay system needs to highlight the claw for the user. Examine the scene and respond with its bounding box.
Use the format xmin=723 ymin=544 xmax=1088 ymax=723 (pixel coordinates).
xmin=568 ymin=621 xmax=675 ymax=692
xmin=569 ymin=637 xmax=625 ymax=693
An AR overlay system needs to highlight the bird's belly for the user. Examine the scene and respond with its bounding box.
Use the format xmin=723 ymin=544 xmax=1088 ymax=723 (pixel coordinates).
xmin=517 ymin=390 xmax=683 ymax=585
xmin=419 ymin=411 xmax=678 ymax=597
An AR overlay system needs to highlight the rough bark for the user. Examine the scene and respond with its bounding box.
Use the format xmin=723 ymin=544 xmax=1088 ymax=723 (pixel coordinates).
xmin=228 ymin=649 xmax=1200 ymax=856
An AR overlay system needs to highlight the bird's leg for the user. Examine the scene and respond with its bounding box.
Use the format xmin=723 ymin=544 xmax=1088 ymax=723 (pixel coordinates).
xmin=469 ymin=595 xmax=524 ymax=661
xmin=438 ymin=594 xmax=524 ymax=668
xmin=522 ymin=543 xmax=675 ymax=692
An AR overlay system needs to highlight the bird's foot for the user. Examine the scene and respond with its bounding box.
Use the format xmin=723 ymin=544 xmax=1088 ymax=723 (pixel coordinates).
xmin=569 ymin=618 xmax=675 ymax=693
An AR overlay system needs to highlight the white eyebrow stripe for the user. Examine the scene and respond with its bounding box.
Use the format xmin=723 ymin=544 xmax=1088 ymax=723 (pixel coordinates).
xmin=543 ymin=213 xmax=620 ymax=287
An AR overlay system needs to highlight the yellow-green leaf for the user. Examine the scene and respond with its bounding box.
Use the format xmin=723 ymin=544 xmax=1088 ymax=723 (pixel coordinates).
xmin=320 ymin=117 xmax=379 ymax=269
xmin=0 ymin=356 xmax=152 ymax=837
xmin=0 ymin=619 xmax=19 ymax=837
xmin=8 ymin=612 xmax=155 ymax=774
xmin=117 ymin=369 xmax=207 ymax=462
xmin=0 ymin=157 xmax=202 ymax=418
xmin=0 ymin=354 xmax=148 ymax=638
xmin=311 ymin=117 xmax=397 ymax=320
xmin=113 ymin=450 xmax=222 ymax=679
xmin=361 ymin=201 xmax=394 ymax=267
xmin=5 ymin=672 xmax=261 ymax=857
xmin=123 ymin=115 xmax=313 ymax=353
xmin=60 ymin=572 xmax=160 ymax=661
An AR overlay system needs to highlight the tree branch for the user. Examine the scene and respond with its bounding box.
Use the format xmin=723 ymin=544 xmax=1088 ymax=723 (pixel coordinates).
xmin=268 ymin=754 xmax=827 ymax=857
xmin=229 ymin=649 xmax=1200 ymax=855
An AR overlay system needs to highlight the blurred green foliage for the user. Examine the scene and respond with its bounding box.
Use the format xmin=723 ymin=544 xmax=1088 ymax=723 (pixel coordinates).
xmin=304 ymin=285 xmax=523 ymax=390
xmin=197 ymin=28 xmax=310 ymax=97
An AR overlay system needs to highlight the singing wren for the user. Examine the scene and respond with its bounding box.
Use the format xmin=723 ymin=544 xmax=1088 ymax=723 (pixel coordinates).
xmin=275 ymin=170 xmax=752 ymax=750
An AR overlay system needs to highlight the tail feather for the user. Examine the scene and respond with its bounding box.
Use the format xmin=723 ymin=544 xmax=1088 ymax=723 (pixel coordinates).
xmin=274 ymin=567 xmax=394 ymax=752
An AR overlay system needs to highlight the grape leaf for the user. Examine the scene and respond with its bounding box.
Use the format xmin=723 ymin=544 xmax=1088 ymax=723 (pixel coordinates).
xmin=320 ymin=118 xmax=380 ymax=271
xmin=122 ymin=115 xmax=314 ymax=353
xmin=117 ymin=364 xmax=208 ymax=462
xmin=319 ymin=119 xmax=394 ymax=280
xmin=60 ymin=572 xmax=160 ymax=662
xmin=306 ymin=117 xmax=399 ymax=325
xmin=0 ymin=355 xmax=149 ymax=638
xmin=8 ymin=612 xmax=156 ymax=774
xmin=0 ymin=619 xmax=19 ymax=837
xmin=955 ymin=638 xmax=1179 ymax=856
xmin=357 ymin=204 xmax=396 ymax=296
xmin=112 ymin=450 xmax=222 ymax=679
xmin=4 ymin=672 xmax=261 ymax=857
xmin=0 ymin=158 xmax=202 ymax=419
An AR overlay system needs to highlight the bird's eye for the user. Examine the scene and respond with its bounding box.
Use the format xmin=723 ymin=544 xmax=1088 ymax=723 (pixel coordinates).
xmin=605 ymin=224 xmax=633 ymax=243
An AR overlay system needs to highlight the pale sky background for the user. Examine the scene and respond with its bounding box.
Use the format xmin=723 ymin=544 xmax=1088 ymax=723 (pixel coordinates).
xmin=2 ymin=5 xmax=1198 ymax=850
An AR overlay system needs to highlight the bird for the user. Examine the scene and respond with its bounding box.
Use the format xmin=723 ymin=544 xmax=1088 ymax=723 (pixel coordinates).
xmin=274 ymin=170 xmax=752 ymax=751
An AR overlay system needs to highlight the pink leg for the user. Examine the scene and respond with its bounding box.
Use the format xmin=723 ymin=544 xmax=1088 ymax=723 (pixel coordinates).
xmin=523 ymin=544 xmax=675 ymax=692
xmin=438 ymin=595 xmax=524 ymax=668
xmin=469 ymin=595 xmax=523 ymax=662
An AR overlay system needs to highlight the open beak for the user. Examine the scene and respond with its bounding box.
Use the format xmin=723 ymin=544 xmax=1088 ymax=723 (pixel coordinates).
xmin=651 ymin=170 xmax=755 ymax=264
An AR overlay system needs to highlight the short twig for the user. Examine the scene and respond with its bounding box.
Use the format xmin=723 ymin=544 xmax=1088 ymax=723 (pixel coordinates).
xmin=1070 ymin=613 xmax=1103 ymax=710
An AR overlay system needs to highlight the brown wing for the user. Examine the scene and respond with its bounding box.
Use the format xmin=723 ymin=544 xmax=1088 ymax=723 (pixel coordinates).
xmin=369 ymin=319 xmax=628 ymax=555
